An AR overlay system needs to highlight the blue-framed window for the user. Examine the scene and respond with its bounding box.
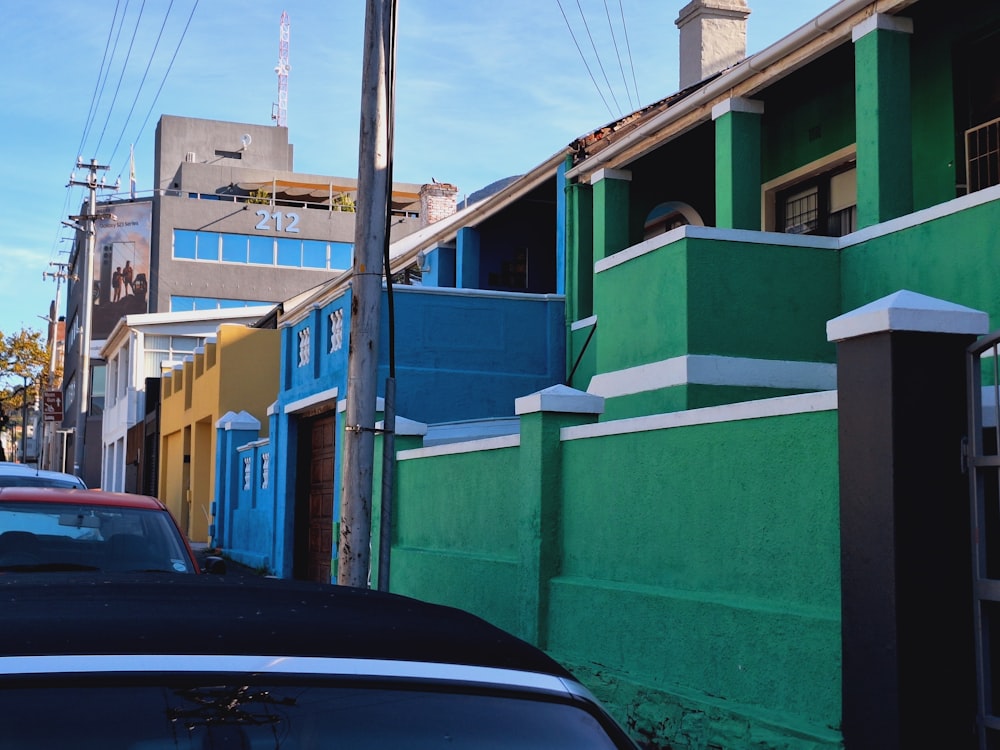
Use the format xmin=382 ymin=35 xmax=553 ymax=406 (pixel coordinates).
xmin=171 ymin=296 xmax=276 ymax=312
xmin=173 ymin=230 xmax=351 ymax=271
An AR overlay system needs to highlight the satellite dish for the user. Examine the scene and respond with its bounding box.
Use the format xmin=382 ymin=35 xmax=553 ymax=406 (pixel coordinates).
xmin=240 ymin=134 xmax=252 ymax=150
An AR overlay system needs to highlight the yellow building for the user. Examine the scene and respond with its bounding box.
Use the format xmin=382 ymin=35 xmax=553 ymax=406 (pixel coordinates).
xmin=159 ymin=324 xmax=279 ymax=543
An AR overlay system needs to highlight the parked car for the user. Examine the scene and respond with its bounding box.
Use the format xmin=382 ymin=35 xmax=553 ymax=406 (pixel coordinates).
xmin=0 ymin=487 xmax=221 ymax=574
xmin=0 ymin=462 xmax=87 ymax=489
xmin=0 ymin=574 xmax=638 ymax=748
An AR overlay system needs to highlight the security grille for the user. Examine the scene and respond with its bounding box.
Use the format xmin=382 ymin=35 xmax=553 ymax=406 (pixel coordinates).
xmin=966 ymin=117 xmax=1000 ymax=193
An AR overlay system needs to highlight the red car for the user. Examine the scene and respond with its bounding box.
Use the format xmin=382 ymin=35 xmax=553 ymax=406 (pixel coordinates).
xmin=0 ymin=487 xmax=220 ymax=574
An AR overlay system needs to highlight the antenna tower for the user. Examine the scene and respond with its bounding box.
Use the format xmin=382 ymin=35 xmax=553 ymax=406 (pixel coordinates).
xmin=272 ymin=11 xmax=290 ymax=127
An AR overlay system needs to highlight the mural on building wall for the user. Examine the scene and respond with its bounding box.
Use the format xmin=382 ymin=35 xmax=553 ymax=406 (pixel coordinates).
xmin=92 ymin=201 xmax=152 ymax=337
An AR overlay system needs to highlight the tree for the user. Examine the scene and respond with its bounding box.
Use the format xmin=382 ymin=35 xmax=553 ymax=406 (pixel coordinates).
xmin=0 ymin=327 xmax=51 ymax=413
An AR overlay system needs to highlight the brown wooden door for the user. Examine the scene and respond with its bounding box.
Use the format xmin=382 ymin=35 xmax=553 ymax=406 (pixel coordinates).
xmin=305 ymin=415 xmax=335 ymax=582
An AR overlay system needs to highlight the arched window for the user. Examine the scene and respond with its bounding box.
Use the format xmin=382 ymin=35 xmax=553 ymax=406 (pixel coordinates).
xmin=643 ymin=202 xmax=704 ymax=240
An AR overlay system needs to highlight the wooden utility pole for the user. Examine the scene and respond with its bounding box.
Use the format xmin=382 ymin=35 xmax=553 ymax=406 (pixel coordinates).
xmin=339 ymin=0 xmax=395 ymax=587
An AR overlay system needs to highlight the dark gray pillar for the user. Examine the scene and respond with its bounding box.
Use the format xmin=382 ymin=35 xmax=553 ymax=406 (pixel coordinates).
xmin=828 ymin=290 xmax=986 ymax=749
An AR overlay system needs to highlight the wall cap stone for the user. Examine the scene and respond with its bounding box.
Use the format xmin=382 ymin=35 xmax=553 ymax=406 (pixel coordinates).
xmin=515 ymin=384 xmax=605 ymax=416
xmin=827 ymin=289 xmax=989 ymax=342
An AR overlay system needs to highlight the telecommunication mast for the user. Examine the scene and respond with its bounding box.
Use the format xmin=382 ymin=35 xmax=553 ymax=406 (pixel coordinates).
xmin=272 ymin=11 xmax=290 ymax=127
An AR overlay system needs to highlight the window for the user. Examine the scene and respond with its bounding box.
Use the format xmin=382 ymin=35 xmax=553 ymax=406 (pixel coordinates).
xmin=90 ymin=365 xmax=106 ymax=417
xmin=298 ymin=328 xmax=311 ymax=367
xmin=174 ymin=230 xmax=350 ymax=270
xmin=329 ymin=309 xmax=344 ymax=353
xmin=768 ymin=161 xmax=856 ymax=238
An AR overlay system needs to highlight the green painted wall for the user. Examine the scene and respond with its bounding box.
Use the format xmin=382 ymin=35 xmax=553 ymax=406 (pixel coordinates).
xmin=388 ymin=404 xmax=841 ymax=748
xmin=593 ymin=236 xmax=840 ymax=377
xmin=841 ymin=198 xmax=1000 ymax=319
xmin=760 ymin=45 xmax=856 ymax=183
xmin=390 ymin=447 xmax=523 ymax=635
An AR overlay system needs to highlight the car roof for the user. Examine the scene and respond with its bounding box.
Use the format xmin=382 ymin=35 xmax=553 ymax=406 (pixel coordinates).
xmin=0 ymin=487 xmax=166 ymax=510
xmin=0 ymin=574 xmax=572 ymax=677
xmin=0 ymin=463 xmax=87 ymax=488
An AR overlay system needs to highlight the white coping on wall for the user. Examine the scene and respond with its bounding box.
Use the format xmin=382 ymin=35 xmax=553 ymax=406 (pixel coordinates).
xmin=419 ymin=417 xmax=520 ymax=447
xmin=515 ymin=384 xmax=604 ymax=416
xmin=397 ymin=434 xmax=520 ymax=461
xmin=236 ymin=438 xmax=270 ymax=452
xmin=571 ymin=315 xmax=597 ymax=331
xmin=851 ymin=12 xmax=913 ymax=42
xmin=216 ymin=410 xmax=261 ymax=431
xmin=594 ymin=183 xmax=1000 ymax=276
xmin=587 ymin=355 xmax=837 ymax=398
xmin=827 ymin=290 xmax=989 ymax=341
xmin=594 ymin=224 xmax=837 ymax=273
xmin=375 ymin=415 xmax=427 ymax=437
xmin=562 ymin=390 xmax=838 ymax=442
xmin=711 ymin=96 xmax=764 ymax=120
xmin=283 ymin=387 xmax=339 ymax=415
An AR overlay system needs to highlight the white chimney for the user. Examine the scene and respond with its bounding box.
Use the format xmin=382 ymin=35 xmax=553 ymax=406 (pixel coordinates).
xmin=419 ymin=182 xmax=459 ymax=227
xmin=676 ymin=0 xmax=751 ymax=89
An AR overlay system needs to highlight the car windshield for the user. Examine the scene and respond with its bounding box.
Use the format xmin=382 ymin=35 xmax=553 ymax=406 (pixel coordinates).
xmin=0 ymin=501 xmax=194 ymax=573
xmin=0 ymin=680 xmax=628 ymax=748
xmin=0 ymin=475 xmax=85 ymax=488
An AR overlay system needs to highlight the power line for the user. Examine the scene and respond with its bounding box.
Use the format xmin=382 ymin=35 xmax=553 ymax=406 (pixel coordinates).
xmin=93 ymin=0 xmax=148 ymax=157
xmin=617 ymin=0 xmax=640 ymax=105
xmin=573 ymin=0 xmax=622 ymax=114
xmin=555 ymin=0 xmax=615 ymax=120
xmin=603 ymin=0 xmax=634 ymax=111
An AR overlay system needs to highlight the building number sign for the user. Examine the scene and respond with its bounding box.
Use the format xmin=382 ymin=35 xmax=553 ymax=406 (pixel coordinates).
xmin=255 ymin=209 xmax=300 ymax=233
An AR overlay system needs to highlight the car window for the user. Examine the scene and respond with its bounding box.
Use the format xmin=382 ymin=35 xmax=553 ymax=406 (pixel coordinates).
xmin=0 ymin=502 xmax=194 ymax=573
xmin=0 ymin=681 xmax=629 ymax=749
xmin=0 ymin=476 xmax=85 ymax=489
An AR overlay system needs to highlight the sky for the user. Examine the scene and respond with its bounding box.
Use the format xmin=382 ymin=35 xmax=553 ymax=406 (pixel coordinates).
xmin=1 ymin=0 xmax=834 ymax=340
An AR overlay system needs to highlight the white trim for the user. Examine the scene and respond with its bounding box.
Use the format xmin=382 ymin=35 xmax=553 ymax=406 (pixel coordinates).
xmin=0 ymin=654 xmax=585 ymax=697
xmin=711 ymin=97 xmax=764 ymax=120
xmin=571 ymin=315 xmax=598 ymax=331
xmin=852 ymin=12 xmax=913 ymax=42
xmin=827 ymin=290 xmax=989 ymax=341
xmin=283 ymin=386 xmax=339 ymax=415
xmin=398 ymin=434 xmax=520 ymax=461
xmin=515 ymin=384 xmax=604 ymax=416
xmin=587 ymin=355 xmax=837 ymax=398
xmin=592 ymin=168 xmax=632 ymax=183
xmin=563 ymin=390 xmax=838 ymax=441
xmin=594 ymin=224 xmax=836 ymax=273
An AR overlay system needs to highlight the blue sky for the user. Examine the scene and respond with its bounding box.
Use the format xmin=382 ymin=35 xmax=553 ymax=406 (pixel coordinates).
xmin=2 ymin=0 xmax=833 ymax=340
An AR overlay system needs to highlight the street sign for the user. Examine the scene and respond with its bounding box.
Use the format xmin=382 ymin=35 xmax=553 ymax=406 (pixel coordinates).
xmin=43 ymin=390 xmax=63 ymax=422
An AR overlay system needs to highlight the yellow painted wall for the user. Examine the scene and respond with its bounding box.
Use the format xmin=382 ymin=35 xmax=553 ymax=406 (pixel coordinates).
xmin=159 ymin=325 xmax=280 ymax=543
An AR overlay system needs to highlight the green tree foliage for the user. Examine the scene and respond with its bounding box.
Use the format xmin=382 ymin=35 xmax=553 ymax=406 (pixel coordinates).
xmin=0 ymin=327 xmax=51 ymax=412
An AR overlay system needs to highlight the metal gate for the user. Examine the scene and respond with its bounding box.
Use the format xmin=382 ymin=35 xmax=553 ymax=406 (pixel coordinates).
xmin=967 ymin=330 xmax=1000 ymax=747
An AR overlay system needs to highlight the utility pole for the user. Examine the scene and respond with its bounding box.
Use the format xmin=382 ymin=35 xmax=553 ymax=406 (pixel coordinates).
xmin=67 ymin=158 xmax=115 ymax=481
xmin=338 ymin=0 xmax=396 ymax=587
xmin=40 ymin=263 xmax=72 ymax=470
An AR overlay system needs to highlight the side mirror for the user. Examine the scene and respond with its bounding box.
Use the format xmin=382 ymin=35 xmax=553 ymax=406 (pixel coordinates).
xmin=202 ymin=555 xmax=227 ymax=575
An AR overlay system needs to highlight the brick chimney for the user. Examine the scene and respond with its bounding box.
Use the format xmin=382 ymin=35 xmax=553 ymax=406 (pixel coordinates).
xmin=676 ymin=0 xmax=751 ymax=89
xmin=419 ymin=181 xmax=459 ymax=226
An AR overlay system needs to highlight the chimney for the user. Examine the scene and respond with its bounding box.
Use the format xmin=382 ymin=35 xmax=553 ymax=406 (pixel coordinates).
xmin=676 ymin=0 xmax=751 ymax=89
xmin=419 ymin=181 xmax=459 ymax=227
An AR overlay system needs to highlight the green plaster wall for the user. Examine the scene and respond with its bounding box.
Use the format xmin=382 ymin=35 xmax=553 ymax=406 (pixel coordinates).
xmin=593 ymin=236 xmax=839 ymax=377
xmin=594 ymin=174 xmax=632 ymax=261
xmin=389 ymin=405 xmax=841 ymax=748
xmin=760 ymin=45 xmax=856 ymax=183
xmin=390 ymin=447 xmax=522 ymax=635
xmin=840 ymin=198 xmax=1000 ymax=319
